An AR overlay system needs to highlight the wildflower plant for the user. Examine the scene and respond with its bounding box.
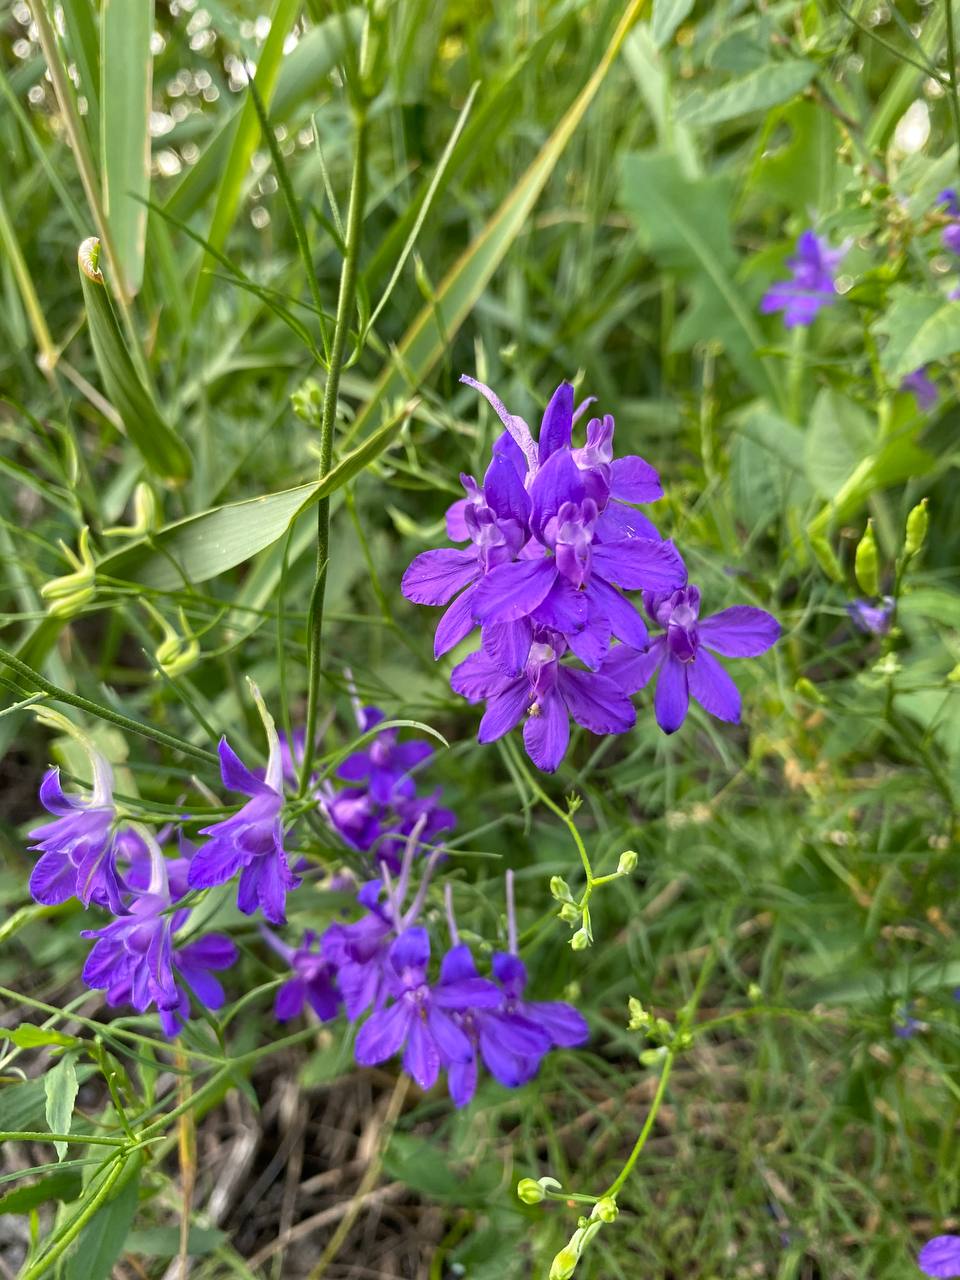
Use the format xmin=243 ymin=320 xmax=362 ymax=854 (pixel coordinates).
xmin=1 ymin=4 xmax=958 ymax=1279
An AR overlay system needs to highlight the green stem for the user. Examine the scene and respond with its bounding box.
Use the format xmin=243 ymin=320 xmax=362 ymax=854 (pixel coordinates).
xmin=601 ymin=1050 xmax=675 ymax=1200
xmin=504 ymin=738 xmax=593 ymax=884
xmin=0 ymin=1131 xmax=124 ymax=1147
xmin=299 ymin=109 xmax=369 ymax=796
xmin=20 ymin=1155 xmax=126 ymax=1280
xmin=0 ymin=646 xmax=218 ymax=765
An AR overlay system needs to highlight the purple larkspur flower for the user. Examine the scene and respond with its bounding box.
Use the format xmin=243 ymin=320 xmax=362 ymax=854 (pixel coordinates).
xmin=611 ymin=586 xmax=780 ymax=735
xmin=760 ymin=230 xmax=845 ymax=328
xmin=919 ymin=1236 xmax=960 ymax=1279
xmin=847 ymin=597 xmax=894 ymax=636
xmin=901 ymin=367 xmax=938 ymax=410
xmin=336 ymin=706 xmax=433 ymax=803
xmin=441 ymin=946 xmax=588 ymax=1106
xmin=324 ymin=785 xmax=382 ymax=853
xmin=939 ymin=189 xmax=960 ymax=217
xmin=81 ymin=831 xmax=236 ymax=1037
xmin=893 ymin=1003 xmax=921 ymax=1039
xmin=471 ymin=447 xmax=684 ymax=673
xmin=321 ymin=880 xmax=395 ymax=1018
xmin=353 ymin=926 xmax=501 ymax=1092
xmin=263 ymin=927 xmax=340 ymax=1022
xmin=375 ymin=790 xmax=455 ymax=873
xmin=451 ymin=631 xmax=637 ymax=772
xmin=188 ymin=686 xmax=299 ymax=925
xmin=28 ymin=721 xmax=126 ymax=914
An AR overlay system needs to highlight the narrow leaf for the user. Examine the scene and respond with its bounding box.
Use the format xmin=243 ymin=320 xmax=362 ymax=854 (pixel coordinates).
xmin=44 ymin=1053 xmax=79 ymax=1162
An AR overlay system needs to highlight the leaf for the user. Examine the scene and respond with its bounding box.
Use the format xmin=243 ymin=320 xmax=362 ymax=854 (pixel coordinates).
xmin=8 ymin=1025 xmax=80 ymax=1050
xmin=100 ymin=0 xmax=153 ymax=297
xmin=125 ymin=1225 xmax=226 ymax=1257
xmin=78 ymin=239 xmax=192 ymax=481
xmin=734 ymin=402 xmax=806 ymax=472
xmin=805 ymin=388 xmax=874 ymax=500
xmin=651 ymin=0 xmax=694 ymax=48
xmin=95 ymin=404 xmax=407 ymax=591
xmin=620 ymin=151 xmax=779 ymax=403
xmin=677 ymin=60 xmax=818 ymax=128
xmin=44 ymin=1052 xmax=79 ymax=1161
xmin=754 ymin=99 xmax=840 ymax=212
xmin=63 ymin=1154 xmax=141 ymax=1280
xmin=0 ymin=1167 xmax=83 ymax=1215
xmin=383 ymin=1134 xmax=501 ymax=1206
xmin=341 ymin=0 xmax=649 ymax=450
xmin=0 ymin=1068 xmax=93 ymax=1132
xmin=874 ymin=286 xmax=960 ymax=380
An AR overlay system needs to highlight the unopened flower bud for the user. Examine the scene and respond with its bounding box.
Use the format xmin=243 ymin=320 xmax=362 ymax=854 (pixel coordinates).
xmin=517 ymin=1177 xmax=544 ymax=1205
xmin=627 ymin=997 xmax=650 ymax=1031
xmin=570 ymin=928 xmax=590 ymax=951
xmin=549 ymin=1248 xmax=580 ymax=1280
xmin=617 ymin=850 xmax=638 ymax=875
xmin=854 ymin=520 xmax=879 ymax=597
xmin=550 ymin=875 xmax=572 ymax=902
xmin=594 ymin=1196 xmax=618 ymax=1223
xmin=748 ymin=982 xmax=762 ymax=1002
xmin=149 ymin=605 xmax=200 ymax=678
xmin=905 ymin=497 xmax=928 ymax=557
xmin=103 ymin=482 xmax=159 ymax=538
xmin=559 ymin=902 xmax=580 ymax=924
xmin=291 ymin=378 xmax=323 ymax=425
xmin=810 ymin=533 xmax=844 ymax=583
xmin=40 ymin=526 xmax=96 ymax=617
xmin=794 ymin=676 xmax=825 ymax=704
xmin=639 ymin=1045 xmax=667 ymax=1066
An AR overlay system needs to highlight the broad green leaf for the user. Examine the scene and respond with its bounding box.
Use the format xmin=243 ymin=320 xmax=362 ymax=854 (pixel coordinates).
xmin=620 ymin=151 xmax=779 ymax=404
xmin=753 ymin=100 xmax=840 ymax=212
xmin=100 ymin=0 xmax=153 ymax=297
xmin=126 ymin=1226 xmax=227 ymax=1257
xmin=9 ymin=1025 xmax=80 ymax=1049
xmin=805 ymin=388 xmax=874 ymax=500
xmin=44 ymin=1052 xmax=79 ymax=1161
xmin=342 ymin=0 xmax=650 ymax=450
xmin=874 ymin=286 xmax=960 ymax=381
xmin=60 ymin=0 xmax=100 ymax=136
xmin=651 ymin=0 xmax=694 ymax=48
xmin=78 ymin=238 xmax=192 ymax=481
xmin=733 ymin=403 xmax=806 ymax=472
xmin=0 ymin=1167 xmax=82 ymax=1215
xmin=63 ymin=1154 xmax=141 ymax=1280
xmin=677 ymin=59 xmax=816 ymax=127
xmin=96 ymin=404 xmax=407 ymax=591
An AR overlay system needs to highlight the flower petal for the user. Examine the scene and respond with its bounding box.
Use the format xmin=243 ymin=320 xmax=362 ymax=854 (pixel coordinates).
xmin=388 ymin=926 xmax=430 ymax=976
xmin=477 ymin=681 xmax=530 ymax=743
xmin=471 ymin=557 xmax=557 ymax=624
xmin=654 ymin=654 xmax=689 ymax=734
xmin=355 ymin=1001 xmax=412 ymax=1066
xmin=610 ymin=455 xmax=663 ymax=503
xmin=274 ymin=977 xmax=306 ymax=1021
xmin=558 ymin=669 xmax=635 ymax=735
xmin=482 ymin=619 xmax=533 ymax=677
xmin=601 ymin=638 xmax=664 ymax=692
xmin=448 ymin=1054 xmax=478 ymax=1107
xmin=591 ymin=538 xmax=686 ymax=592
xmin=584 ymin=577 xmax=649 ymax=651
xmin=440 ymin=944 xmax=479 ymax=984
xmin=451 ymin=649 xmax=509 ymax=702
xmin=698 ymin=606 xmax=780 ymax=657
xmin=596 ymin=502 xmax=661 ymax=542
xmin=29 ymin=850 xmax=77 ymax=905
xmin=427 ymin=1006 xmax=473 ymax=1063
xmin=187 ymin=837 xmax=248 ymax=891
xmin=919 ymin=1237 xmax=960 ymax=1280
xmin=525 ymin=1000 xmax=589 ymax=1047
xmin=434 ymin=585 xmax=479 ymax=658
xmin=401 ymin=548 xmax=478 ymax=606
xmin=529 ymin=448 xmax=584 ymax=539
xmin=687 ymin=650 xmax=741 ymax=724
xmin=404 ymin=1015 xmax=440 ymax=1090
xmin=482 ymin=450 xmax=531 ymax=528
xmin=217 ymin=737 xmax=271 ymax=798
xmin=538 ymin=381 xmax=574 ymax=462
xmin=523 ymin=692 xmax=570 ymax=773
xmin=530 ymin=578 xmax=588 ymax=636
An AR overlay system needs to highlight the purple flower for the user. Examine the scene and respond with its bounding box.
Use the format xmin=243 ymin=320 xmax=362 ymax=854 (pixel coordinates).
xmin=321 ymin=882 xmax=395 ymax=1018
xmin=847 ymin=597 xmax=894 ymax=636
xmin=451 ymin=632 xmax=637 ymax=772
xmin=188 ymin=685 xmax=299 ymax=925
xmin=262 ymin=928 xmax=340 ymax=1022
xmin=944 ymin=225 xmax=960 ymax=255
xmin=81 ymin=830 xmax=236 ymax=1037
xmin=336 ymin=706 xmax=433 ymax=803
xmin=324 ymin=786 xmax=383 ymax=853
xmin=941 ymin=190 xmax=960 ymax=254
xmin=939 ymin=189 xmax=960 ymax=217
xmin=760 ymin=230 xmax=845 ymax=328
xmin=893 ymin=1003 xmax=920 ymax=1039
xmin=442 ymin=946 xmax=588 ymax=1107
xmin=28 ymin=713 xmax=125 ymax=914
xmin=919 ymin=1236 xmax=960 ymax=1279
xmin=353 ymin=926 xmax=501 ymax=1092
xmin=901 ymin=367 xmax=938 ymax=410
xmin=612 ymin=586 xmax=780 ymax=735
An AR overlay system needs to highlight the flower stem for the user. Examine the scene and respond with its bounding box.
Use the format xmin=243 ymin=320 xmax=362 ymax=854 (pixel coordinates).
xmin=299 ymin=109 xmax=369 ymax=796
xmin=600 ymin=1050 xmax=675 ymax=1201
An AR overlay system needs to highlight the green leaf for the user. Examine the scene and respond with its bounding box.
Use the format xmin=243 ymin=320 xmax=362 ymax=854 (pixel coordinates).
xmin=620 ymin=151 xmax=779 ymax=404
xmin=44 ymin=1052 xmax=79 ymax=1162
xmin=651 ymin=0 xmax=694 ymax=48
xmin=874 ymin=286 xmax=960 ymax=381
xmin=100 ymin=0 xmax=153 ymax=297
xmin=78 ymin=238 xmax=192 ymax=481
xmin=125 ymin=1225 xmax=226 ymax=1257
xmin=383 ymin=1134 xmax=501 ymax=1206
xmin=677 ymin=59 xmax=817 ymax=127
xmin=8 ymin=1025 xmax=80 ymax=1050
xmin=63 ymin=1154 xmax=141 ymax=1280
xmin=96 ymin=404 xmax=407 ymax=591
xmin=0 ymin=1167 xmax=83 ymax=1215
xmin=341 ymin=0 xmax=648 ymax=450
xmin=805 ymin=388 xmax=874 ymax=500
xmin=0 ymin=1069 xmax=93 ymax=1133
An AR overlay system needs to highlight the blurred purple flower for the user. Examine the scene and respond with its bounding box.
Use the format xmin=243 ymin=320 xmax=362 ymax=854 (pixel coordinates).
xmin=893 ymin=1003 xmax=921 ymax=1039
xmin=847 ymin=597 xmax=894 ymax=636
xmin=354 ymin=926 xmax=501 ymax=1091
xmin=901 ymin=367 xmax=938 ymax=410
xmin=321 ymin=881 xmax=395 ymax=1018
xmin=919 ymin=1236 xmax=960 ymax=1279
xmin=939 ymin=189 xmax=960 ymax=217
xmin=760 ymin=230 xmax=845 ymax=328
xmin=451 ymin=631 xmax=637 ymax=772
xmin=188 ymin=686 xmax=299 ymax=925
xmin=336 ymin=706 xmax=433 ymax=803
xmin=263 ymin=927 xmax=340 ymax=1022
xmin=611 ymin=586 xmax=781 ymax=735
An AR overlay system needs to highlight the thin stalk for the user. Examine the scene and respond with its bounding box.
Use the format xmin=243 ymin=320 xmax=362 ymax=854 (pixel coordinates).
xmin=601 ymin=1050 xmax=675 ymax=1200
xmin=299 ymin=110 xmax=369 ymax=795
xmin=20 ymin=1155 xmax=127 ymax=1280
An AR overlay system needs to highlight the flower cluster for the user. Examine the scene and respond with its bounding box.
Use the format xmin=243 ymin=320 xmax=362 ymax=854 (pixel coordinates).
xmin=761 ymin=229 xmax=846 ymax=328
xmin=402 ymin=376 xmax=780 ymax=769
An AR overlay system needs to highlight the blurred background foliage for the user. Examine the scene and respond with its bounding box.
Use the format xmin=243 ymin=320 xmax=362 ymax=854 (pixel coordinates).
xmin=1 ymin=0 xmax=960 ymax=1277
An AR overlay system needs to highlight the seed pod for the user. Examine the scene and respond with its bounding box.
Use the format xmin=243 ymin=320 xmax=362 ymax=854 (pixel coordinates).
xmin=854 ymin=520 xmax=879 ymax=597
xmin=905 ymin=498 xmax=929 ymax=557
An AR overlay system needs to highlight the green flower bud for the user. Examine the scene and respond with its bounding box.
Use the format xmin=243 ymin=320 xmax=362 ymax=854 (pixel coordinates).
xmin=291 ymin=378 xmax=323 ymax=425
xmin=517 ymin=1178 xmax=544 ymax=1205
xmin=570 ymin=928 xmax=590 ymax=951
xmin=549 ymin=1248 xmax=580 ymax=1280
xmin=639 ymin=1046 xmax=667 ymax=1066
xmin=559 ymin=902 xmax=580 ymax=925
xmin=810 ymin=533 xmax=844 ymax=583
xmin=550 ymin=875 xmax=572 ymax=902
xmin=854 ymin=520 xmax=879 ymax=597
xmin=747 ymin=982 xmax=762 ymax=1002
xmin=905 ymin=497 xmax=929 ymax=557
xmin=594 ymin=1196 xmax=618 ymax=1223
xmin=627 ymin=997 xmax=650 ymax=1031
xmin=103 ymin=483 xmax=159 ymax=539
xmin=794 ymin=676 xmax=825 ymax=704
xmin=40 ymin=526 xmax=96 ymax=617
xmin=616 ymin=850 xmax=638 ymax=875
